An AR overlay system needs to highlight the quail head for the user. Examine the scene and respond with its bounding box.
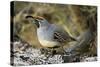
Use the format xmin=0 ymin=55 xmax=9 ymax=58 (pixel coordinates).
xmin=26 ymin=16 xmax=76 ymax=48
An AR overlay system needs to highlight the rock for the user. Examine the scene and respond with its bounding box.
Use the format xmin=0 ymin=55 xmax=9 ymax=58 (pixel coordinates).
xmin=11 ymin=40 xmax=97 ymax=66
xmin=11 ymin=41 xmax=64 ymax=66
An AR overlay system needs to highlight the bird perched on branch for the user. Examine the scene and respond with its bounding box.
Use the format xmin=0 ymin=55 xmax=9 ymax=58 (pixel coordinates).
xmin=26 ymin=16 xmax=76 ymax=49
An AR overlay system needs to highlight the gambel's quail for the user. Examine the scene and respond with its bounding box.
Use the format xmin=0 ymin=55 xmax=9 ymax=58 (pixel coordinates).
xmin=26 ymin=16 xmax=76 ymax=48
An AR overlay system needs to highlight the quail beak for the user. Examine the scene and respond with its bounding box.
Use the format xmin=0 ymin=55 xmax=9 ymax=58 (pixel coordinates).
xmin=26 ymin=16 xmax=40 ymax=28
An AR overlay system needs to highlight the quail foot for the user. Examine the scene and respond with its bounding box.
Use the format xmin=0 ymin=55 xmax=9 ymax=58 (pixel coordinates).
xmin=26 ymin=16 xmax=77 ymax=55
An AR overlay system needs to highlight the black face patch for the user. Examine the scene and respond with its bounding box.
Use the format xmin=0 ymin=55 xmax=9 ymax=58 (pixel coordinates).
xmin=34 ymin=19 xmax=40 ymax=28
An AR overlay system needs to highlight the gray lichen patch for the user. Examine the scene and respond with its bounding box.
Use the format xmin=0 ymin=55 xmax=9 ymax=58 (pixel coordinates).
xmin=11 ymin=41 xmax=64 ymax=66
xmin=11 ymin=40 xmax=97 ymax=66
